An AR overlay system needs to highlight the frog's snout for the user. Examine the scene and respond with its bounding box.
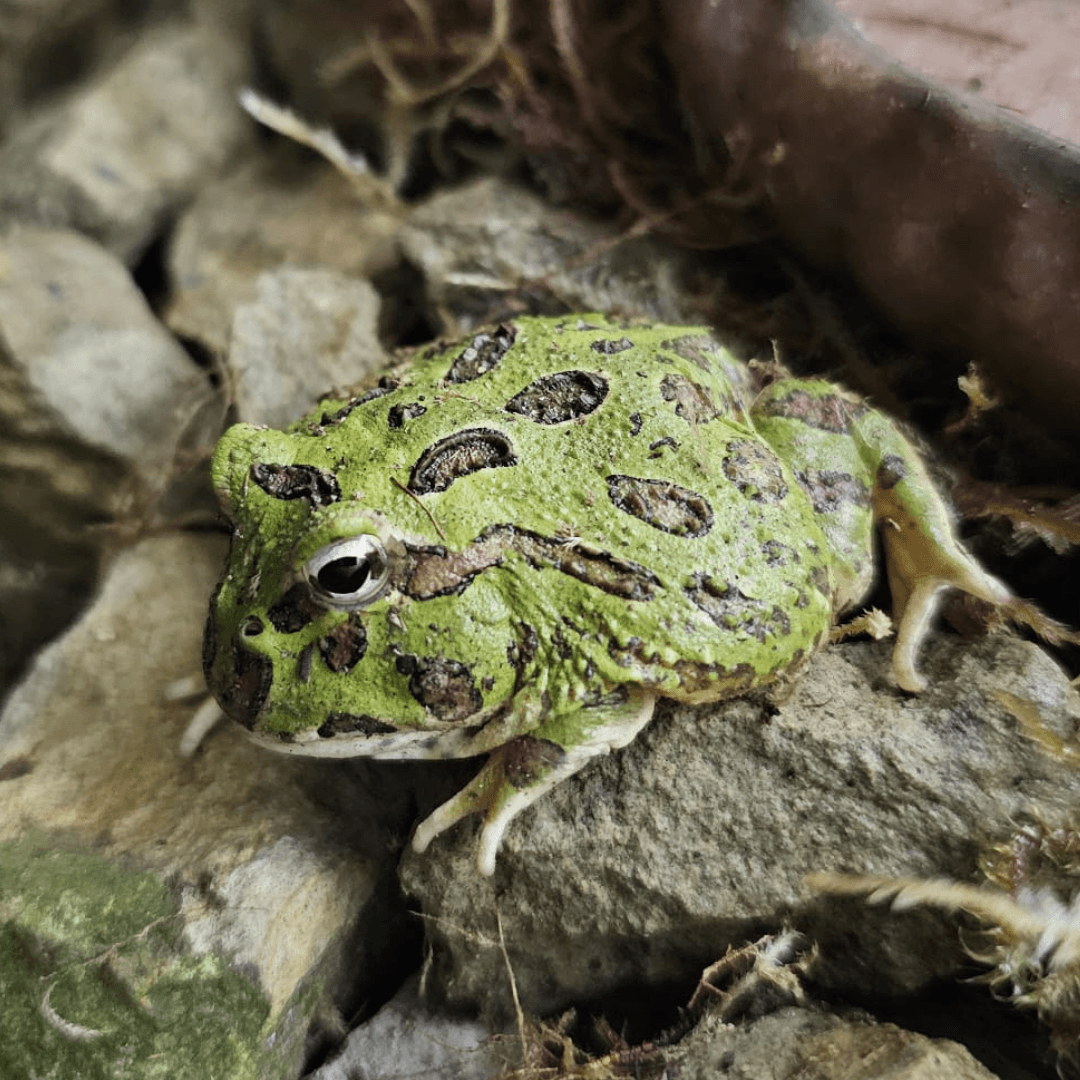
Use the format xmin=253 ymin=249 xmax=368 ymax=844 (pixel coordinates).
xmin=202 ymin=610 xmax=272 ymax=730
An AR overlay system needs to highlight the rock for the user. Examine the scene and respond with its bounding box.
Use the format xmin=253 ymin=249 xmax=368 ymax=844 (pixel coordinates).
xmin=0 ymin=532 xmax=420 ymax=1078
xmin=0 ymin=11 xmax=253 ymax=263
xmin=671 ymin=1007 xmax=1002 ymax=1080
xmin=0 ymin=0 xmax=177 ymax=128
xmin=398 ymin=632 xmax=1080 ymax=1020
xmin=165 ymin=152 xmax=401 ymax=361
xmin=402 ymin=176 xmax=731 ymax=332
xmin=225 ymin=267 xmax=386 ymax=428
xmin=0 ymin=227 xmax=216 ymax=496
xmin=308 ymin=975 xmax=508 ymax=1080
xmin=0 ymin=226 xmax=217 ymax=690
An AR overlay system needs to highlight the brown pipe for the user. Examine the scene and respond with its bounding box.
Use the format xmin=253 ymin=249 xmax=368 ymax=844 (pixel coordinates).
xmin=660 ymin=0 xmax=1080 ymax=444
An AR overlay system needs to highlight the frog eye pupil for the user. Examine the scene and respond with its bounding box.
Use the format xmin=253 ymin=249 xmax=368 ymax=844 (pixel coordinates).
xmin=304 ymin=536 xmax=391 ymax=609
xmin=317 ymin=556 xmax=371 ymax=595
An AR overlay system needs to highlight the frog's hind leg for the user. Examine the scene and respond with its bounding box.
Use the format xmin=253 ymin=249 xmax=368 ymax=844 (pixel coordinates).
xmin=864 ymin=423 xmax=1011 ymax=693
xmin=412 ymin=686 xmax=657 ymax=875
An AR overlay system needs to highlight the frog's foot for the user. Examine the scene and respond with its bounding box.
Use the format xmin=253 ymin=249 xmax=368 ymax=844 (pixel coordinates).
xmin=876 ymin=509 xmax=1010 ymax=695
xmin=875 ymin=488 xmax=1011 ymax=694
xmin=412 ymin=687 xmax=657 ymax=875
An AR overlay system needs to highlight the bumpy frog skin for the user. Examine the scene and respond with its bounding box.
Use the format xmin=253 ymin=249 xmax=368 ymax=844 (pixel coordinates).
xmin=204 ymin=315 xmax=1011 ymax=874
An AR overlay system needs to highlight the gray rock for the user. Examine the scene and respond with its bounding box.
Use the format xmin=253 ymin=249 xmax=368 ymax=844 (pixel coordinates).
xmin=672 ymin=1007 xmax=1002 ymax=1080
xmin=0 ymin=226 xmax=216 ymax=503
xmin=227 ymin=267 xmax=387 ymax=429
xmin=0 ymin=533 xmax=419 ymax=1078
xmin=0 ymin=226 xmax=217 ymax=688
xmin=166 ymin=153 xmax=401 ymax=360
xmin=308 ymin=975 xmax=508 ymax=1080
xmin=402 ymin=176 xmax=735 ymax=331
xmin=0 ymin=12 xmax=253 ymax=263
xmin=0 ymin=0 xmax=180 ymax=128
xmin=399 ymin=632 xmax=1080 ymax=1020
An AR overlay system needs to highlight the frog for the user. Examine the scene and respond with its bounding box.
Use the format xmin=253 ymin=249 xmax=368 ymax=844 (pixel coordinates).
xmin=203 ymin=314 xmax=1013 ymax=875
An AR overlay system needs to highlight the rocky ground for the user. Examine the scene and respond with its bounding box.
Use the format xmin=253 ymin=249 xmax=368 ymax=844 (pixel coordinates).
xmin=2 ymin=2 xmax=1080 ymax=1078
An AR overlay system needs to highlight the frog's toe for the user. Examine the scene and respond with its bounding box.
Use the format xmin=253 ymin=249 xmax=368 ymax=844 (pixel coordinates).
xmin=883 ymin=523 xmax=1012 ymax=693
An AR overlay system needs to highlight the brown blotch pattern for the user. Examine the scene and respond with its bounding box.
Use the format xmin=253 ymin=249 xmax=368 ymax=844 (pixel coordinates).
xmin=613 ymin=637 xmax=759 ymax=696
xmin=756 ymin=389 xmax=865 ymax=434
xmin=503 ymin=736 xmax=567 ymax=789
xmin=266 ymin=582 xmax=322 ymax=633
xmin=387 ymin=401 xmax=427 ymax=429
xmin=318 ymin=616 xmax=368 ymax=673
xmin=395 ymin=654 xmax=483 ymax=722
xmin=406 ymin=525 xmax=661 ymax=601
xmin=795 ymin=468 xmax=871 ymax=514
xmin=877 ymin=454 xmax=907 ymax=489
xmin=684 ymin=574 xmax=792 ymax=642
xmin=608 ymin=474 xmax=714 ymax=538
xmin=660 ymin=372 xmax=721 ymax=425
xmin=445 ymin=325 xmax=516 ymax=383
xmin=722 ymin=440 xmax=789 ymax=504
xmin=217 ymin=641 xmax=273 ymax=729
xmin=250 ymin=463 xmax=341 ymax=507
xmin=317 ymin=382 xmax=397 ymax=429
xmin=589 ymin=336 xmax=634 ymax=355
xmin=660 ymin=333 xmax=722 ymax=372
xmin=408 ymin=428 xmax=518 ymax=494
xmin=504 ymin=370 xmax=608 ymax=424
xmin=318 ymin=712 xmax=399 ymax=737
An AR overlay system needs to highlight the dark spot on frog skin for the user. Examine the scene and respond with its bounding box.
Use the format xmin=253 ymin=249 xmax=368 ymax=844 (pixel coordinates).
xmin=756 ymin=389 xmax=866 ymax=433
xmin=794 ymin=469 xmax=871 ymax=513
xmin=317 ymin=712 xmax=399 ymax=737
xmin=408 ymin=428 xmax=518 ymax=494
xmin=206 ymin=635 xmax=273 ymax=730
xmin=660 ymin=333 xmax=723 ymax=372
xmin=628 ymin=412 xmax=643 ymax=436
xmin=504 ymin=370 xmax=609 ymax=424
xmin=318 ymin=616 xmax=368 ymax=673
xmin=395 ymin=654 xmax=483 ymax=722
xmin=317 ymin=381 xmax=398 ymax=429
xmin=722 ymin=440 xmax=788 ymax=504
xmin=660 ymin=373 xmax=721 ymax=425
xmin=387 ymin=401 xmax=427 ymax=429
xmin=877 ymin=454 xmax=907 ymax=489
xmin=298 ymin=644 xmax=314 ymax=683
xmin=551 ymin=623 xmax=574 ymax=659
xmin=589 ymin=336 xmax=634 ymax=354
xmin=502 ymin=736 xmax=567 ymax=788
xmin=250 ymin=463 xmax=341 ymax=507
xmin=266 ymin=582 xmax=321 ymax=633
xmin=508 ymin=623 xmax=539 ymax=671
xmin=607 ymin=475 xmax=714 ymax=538
xmin=683 ymin=575 xmax=792 ymax=643
xmin=445 ymin=324 xmax=516 ymax=383
xmin=648 ymin=436 xmax=679 ymax=458
xmin=612 ymin=637 xmax=760 ymax=696
xmin=761 ymin=539 xmax=797 ymax=567
xmin=405 ymin=525 xmax=660 ymax=601
xmin=0 ymin=756 xmax=33 ymax=781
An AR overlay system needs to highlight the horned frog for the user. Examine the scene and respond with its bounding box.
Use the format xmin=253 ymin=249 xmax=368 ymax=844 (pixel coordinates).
xmin=203 ymin=315 xmax=1012 ymax=874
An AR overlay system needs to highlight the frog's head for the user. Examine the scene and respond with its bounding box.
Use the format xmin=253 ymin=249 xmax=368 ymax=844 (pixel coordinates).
xmin=203 ymin=421 xmax=504 ymax=758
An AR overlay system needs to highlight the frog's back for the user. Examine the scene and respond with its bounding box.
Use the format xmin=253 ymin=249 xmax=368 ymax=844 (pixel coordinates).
xmin=311 ymin=315 xmax=835 ymax=702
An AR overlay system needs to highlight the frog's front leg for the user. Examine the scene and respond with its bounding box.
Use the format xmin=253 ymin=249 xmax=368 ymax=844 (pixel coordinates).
xmin=412 ymin=686 xmax=657 ymax=875
xmin=753 ymin=381 xmax=1011 ymax=693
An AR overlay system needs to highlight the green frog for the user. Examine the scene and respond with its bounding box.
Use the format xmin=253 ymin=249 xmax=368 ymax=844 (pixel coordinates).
xmin=203 ymin=315 xmax=1011 ymax=874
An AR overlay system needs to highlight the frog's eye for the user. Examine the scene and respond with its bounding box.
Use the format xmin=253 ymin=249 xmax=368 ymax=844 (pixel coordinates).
xmin=303 ymin=536 xmax=391 ymax=609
